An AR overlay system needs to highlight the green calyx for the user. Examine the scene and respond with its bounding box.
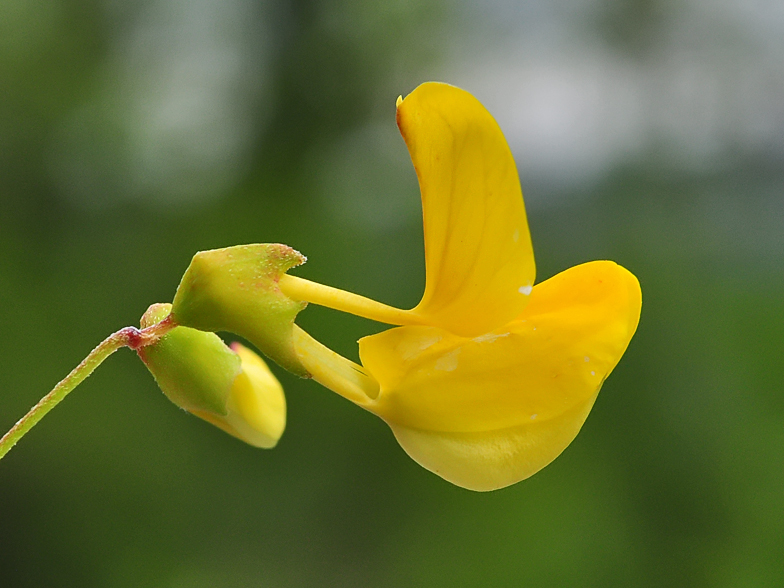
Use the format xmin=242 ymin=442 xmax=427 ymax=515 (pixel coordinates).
xmin=170 ymin=244 xmax=309 ymax=377
xmin=137 ymin=303 xmax=240 ymax=416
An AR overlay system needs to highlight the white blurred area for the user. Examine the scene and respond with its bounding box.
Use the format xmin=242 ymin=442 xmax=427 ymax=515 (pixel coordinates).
xmin=450 ymin=0 xmax=784 ymax=200
xmin=48 ymin=0 xmax=273 ymax=209
xmin=37 ymin=0 xmax=784 ymax=217
xmin=459 ymin=44 xmax=646 ymax=192
xmin=321 ymin=0 xmax=784 ymax=231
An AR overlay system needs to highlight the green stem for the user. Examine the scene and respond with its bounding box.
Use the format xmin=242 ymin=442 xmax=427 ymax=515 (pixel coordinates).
xmin=0 ymin=316 xmax=176 ymax=461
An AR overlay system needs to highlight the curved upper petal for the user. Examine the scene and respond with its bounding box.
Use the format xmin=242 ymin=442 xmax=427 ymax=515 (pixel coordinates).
xmin=358 ymin=260 xmax=641 ymax=489
xmin=397 ymin=82 xmax=535 ymax=337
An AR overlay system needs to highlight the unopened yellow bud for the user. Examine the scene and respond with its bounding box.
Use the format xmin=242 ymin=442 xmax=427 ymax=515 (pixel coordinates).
xmin=138 ymin=303 xmax=286 ymax=448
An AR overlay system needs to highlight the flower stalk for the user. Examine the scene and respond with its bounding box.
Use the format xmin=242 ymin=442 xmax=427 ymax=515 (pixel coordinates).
xmin=0 ymin=317 xmax=176 ymax=461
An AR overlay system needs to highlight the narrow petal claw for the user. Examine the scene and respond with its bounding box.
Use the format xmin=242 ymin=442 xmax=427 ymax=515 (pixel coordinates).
xmin=397 ymin=82 xmax=536 ymax=337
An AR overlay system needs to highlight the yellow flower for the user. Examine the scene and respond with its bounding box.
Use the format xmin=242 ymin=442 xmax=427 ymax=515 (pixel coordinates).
xmin=282 ymin=83 xmax=641 ymax=490
xmin=170 ymin=82 xmax=641 ymax=490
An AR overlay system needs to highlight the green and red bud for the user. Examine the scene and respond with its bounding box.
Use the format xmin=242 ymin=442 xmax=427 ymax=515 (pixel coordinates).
xmin=137 ymin=303 xmax=286 ymax=448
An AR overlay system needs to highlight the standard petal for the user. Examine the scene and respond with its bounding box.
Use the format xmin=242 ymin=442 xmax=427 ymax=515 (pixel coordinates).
xmin=397 ymin=82 xmax=536 ymax=337
xmin=358 ymin=260 xmax=641 ymax=488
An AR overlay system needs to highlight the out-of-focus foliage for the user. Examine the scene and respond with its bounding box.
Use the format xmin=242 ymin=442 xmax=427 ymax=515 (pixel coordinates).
xmin=1 ymin=0 xmax=783 ymax=586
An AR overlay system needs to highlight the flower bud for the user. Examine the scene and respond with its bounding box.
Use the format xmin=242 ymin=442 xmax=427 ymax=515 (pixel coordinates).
xmin=137 ymin=303 xmax=286 ymax=448
xmin=170 ymin=244 xmax=308 ymax=376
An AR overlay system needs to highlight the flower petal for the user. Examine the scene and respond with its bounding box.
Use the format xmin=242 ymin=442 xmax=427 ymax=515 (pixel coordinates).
xmin=389 ymin=394 xmax=597 ymax=491
xmin=397 ymin=82 xmax=535 ymax=337
xmin=358 ymin=260 xmax=641 ymax=488
xmin=189 ymin=343 xmax=287 ymax=449
xmin=221 ymin=343 xmax=287 ymax=449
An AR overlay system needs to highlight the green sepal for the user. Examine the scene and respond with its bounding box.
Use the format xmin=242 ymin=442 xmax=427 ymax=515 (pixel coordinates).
xmin=170 ymin=244 xmax=309 ymax=377
xmin=137 ymin=303 xmax=240 ymax=416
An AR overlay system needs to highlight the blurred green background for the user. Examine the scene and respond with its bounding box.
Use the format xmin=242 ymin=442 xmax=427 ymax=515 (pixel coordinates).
xmin=1 ymin=0 xmax=783 ymax=586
